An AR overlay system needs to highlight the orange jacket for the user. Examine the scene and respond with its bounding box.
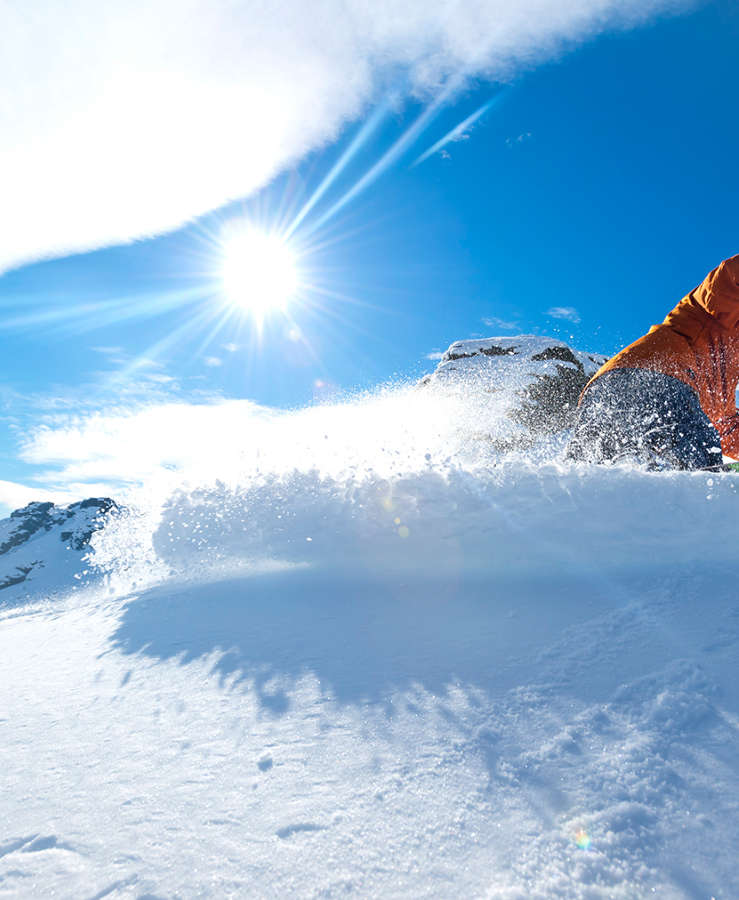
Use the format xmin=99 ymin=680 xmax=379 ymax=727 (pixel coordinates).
xmin=590 ymin=255 xmax=739 ymax=458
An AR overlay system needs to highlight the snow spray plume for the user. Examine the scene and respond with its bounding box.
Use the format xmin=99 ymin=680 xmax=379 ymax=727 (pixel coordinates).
xmin=81 ymin=374 xmax=739 ymax=589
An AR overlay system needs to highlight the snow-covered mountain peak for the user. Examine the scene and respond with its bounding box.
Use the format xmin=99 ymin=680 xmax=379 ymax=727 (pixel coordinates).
xmin=0 ymin=497 xmax=118 ymax=595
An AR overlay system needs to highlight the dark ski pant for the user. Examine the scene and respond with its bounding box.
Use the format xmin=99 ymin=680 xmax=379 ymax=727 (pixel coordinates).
xmin=566 ymin=368 xmax=722 ymax=470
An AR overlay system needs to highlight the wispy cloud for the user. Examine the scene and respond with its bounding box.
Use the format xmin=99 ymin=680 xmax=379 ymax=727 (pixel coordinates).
xmin=425 ymin=351 xmax=445 ymax=360
xmin=482 ymin=315 xmax=519 ymax=331
xmin=0 ymin=0 xmax=689 ymax=272
xmin=506 ymin=132 xmax=533 ymax=148
xmin=142 ymin=373 xmax=178 ymax=384
xmin=547 ymin=306 xmax=581 ymax=324
xmin=0 ymin=478 xmax=75 ymax=516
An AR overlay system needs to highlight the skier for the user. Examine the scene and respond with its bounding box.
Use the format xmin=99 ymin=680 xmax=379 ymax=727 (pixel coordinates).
xmin=567 ymin=254 xmax=739 ymax=469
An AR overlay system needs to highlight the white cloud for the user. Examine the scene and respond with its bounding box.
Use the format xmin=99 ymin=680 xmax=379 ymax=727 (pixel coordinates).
xmin=0 ymin=0 xmax=690 ymax=273
xmin=482 ymin=315 xmax=519 ymax=331
xmin=142 ymin=372 xmax=178 ymax=384
xmin=425 ymin=351 xmax=445 ymax=360
xmin=19 ymin=400 xmax=265 ymax=494
xmin=0 ymin=479 xmax=75 ymax=517
xmin=204 ymin=357 xmax=223 ymax=368
xmin=546 ymin=306 xmax=581 ymax=324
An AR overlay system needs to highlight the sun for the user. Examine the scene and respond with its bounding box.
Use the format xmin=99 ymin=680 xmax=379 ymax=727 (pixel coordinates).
xmin=220 ymin=227 xmax=299 ymax=319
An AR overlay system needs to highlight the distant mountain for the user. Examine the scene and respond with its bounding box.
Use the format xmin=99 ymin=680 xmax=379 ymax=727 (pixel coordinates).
xmin=0 ymin=498 xmax=118 ymax=599
xmin=421 ymin=335 xmax=607 ymax=447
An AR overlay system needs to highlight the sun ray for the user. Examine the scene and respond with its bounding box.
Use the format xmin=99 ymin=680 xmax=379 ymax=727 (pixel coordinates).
xmin=299 ymin=281 xmax=393 ymax=315
xmin=302 ymin=78 xmax=462 ymax=239
xmin=285 ymin=100 xmax=391 ymax=239
xmin=0 ymin=286 xmax=205 ymax=335
xmin=192 ymin=301 xmax=246 ymax=360
xmin=412 ymin=92 xmax=505 ymax=167
xmin=105 ymin=302 xmax=222 ymax=388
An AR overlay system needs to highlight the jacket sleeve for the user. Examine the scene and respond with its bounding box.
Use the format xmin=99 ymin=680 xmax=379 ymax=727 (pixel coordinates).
xmin=714 ymin=412 xmax=739 ymax=460
xmin=698 ymin=256 xmax=739 ymax=328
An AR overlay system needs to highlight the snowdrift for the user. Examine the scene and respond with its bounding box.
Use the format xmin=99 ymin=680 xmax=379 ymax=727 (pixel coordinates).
xmin=1 ymin=337 xmax=738 ymax=898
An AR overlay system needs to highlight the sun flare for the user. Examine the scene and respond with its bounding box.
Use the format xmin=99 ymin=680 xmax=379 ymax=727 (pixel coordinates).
xmin=220 ymin=228 xmax=298 ymax=319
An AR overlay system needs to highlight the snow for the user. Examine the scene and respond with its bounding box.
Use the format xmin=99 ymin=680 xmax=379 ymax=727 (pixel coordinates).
xmin=1 ymin=343 xmax=738 ymax=898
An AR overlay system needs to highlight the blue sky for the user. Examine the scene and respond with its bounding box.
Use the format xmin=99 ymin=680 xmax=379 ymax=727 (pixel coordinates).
xmin=1 ymin=0 xmax=738 ymax=507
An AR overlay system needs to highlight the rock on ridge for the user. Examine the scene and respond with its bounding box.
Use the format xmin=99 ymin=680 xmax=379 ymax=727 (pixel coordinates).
xmin=421 ymin=335 xmax=607 ymax=444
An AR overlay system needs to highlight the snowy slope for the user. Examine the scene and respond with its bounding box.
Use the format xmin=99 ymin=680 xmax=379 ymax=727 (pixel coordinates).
xmin=1 ymin=338 xmax=738 ymax=899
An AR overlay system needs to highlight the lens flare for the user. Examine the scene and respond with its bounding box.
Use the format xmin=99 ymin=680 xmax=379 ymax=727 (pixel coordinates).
xmin=220 ymin=228 xmax=298 ymax=320
xmin=575 ymin=829 xmax=591 ymax=850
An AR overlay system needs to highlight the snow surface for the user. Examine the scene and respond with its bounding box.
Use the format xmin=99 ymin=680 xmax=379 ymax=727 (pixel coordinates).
xmin=1 ymin=343 xmax=738 ymax=898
